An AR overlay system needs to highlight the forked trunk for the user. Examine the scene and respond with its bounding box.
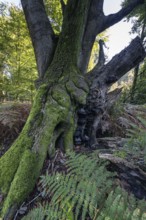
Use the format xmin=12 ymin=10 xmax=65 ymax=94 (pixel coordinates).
xmin=0 ymin=0 xmax=90 ymax=218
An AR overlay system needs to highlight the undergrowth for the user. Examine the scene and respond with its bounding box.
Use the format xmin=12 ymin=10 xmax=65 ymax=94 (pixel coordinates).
xmin=124 ymin=116 xmax=146 ymax=163
xmin=22 ymin=151 xmax=146 ymax=220
xmin=0 ymin=103 xmax=30 ymax=155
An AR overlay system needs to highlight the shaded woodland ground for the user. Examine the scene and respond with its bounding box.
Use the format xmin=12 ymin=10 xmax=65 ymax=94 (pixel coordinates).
xmin=1 ymin=100 xmax=146 ymax=219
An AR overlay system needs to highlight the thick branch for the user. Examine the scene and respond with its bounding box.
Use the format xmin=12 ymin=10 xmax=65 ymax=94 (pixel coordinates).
xmin=51 ymin=0 xmax=90 ymax=69
xmin=78 ymin=0 xmax=104 ymax=73
xmin=21 ymin=0 xmax=56 ymax=79
xmin=84 ymin=37 xmax=145 ymax=147
xmin=91 ymin=37 xmax=146 ymax=87
xmin=97 ymin=40 xmax=106 ymax=67
xmin=86 ymin=39 xmax=106 ymax=82
xmin=79 ymin=0 xmax=144 ymax=73
xmin=104 ymin=0 xmax=144 ymax=30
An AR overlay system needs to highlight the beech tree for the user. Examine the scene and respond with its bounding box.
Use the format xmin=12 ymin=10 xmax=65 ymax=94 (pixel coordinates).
xmin=0 ymin=3 xmax=37 ymax=102
xmin=0 ymin=0 xmax=146 ymax=218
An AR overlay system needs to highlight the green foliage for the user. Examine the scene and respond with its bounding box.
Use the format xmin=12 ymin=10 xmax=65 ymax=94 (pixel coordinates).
xmin=39 ymin=151 xmax=113 ymax=220
xmin=130 ymin=63 xmax=146 ymax=104
xmin=0 ymin=2 xmax=37 ymax=102
xmin=44 ymin=0 xmax=64 ymax=34
xmin=21 ymin=205 xmax=47 ymax=220
xmin=98 ymin=188 xmax=146 ymax=220
xmin=22 ymin=152 xmax=146 ymax=220
xmin=114 ymin=150 xmax=127 ymax=159
xmin=121 ymin=0 xmax=146 ymax=105
xmin=121 ymin=0 xmax=146 ymax=35
xmin=124 ymin=114 xmax=146 ymax=163
xmin=117 ymin=65 xmax=146 ymax=105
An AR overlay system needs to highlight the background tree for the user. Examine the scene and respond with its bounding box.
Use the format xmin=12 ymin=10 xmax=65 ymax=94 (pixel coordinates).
xmin=121 ymin=0 xmax=146 ymax=103
xmin=0 ymin=0 xmax=145 ymax=218
xmin=0 ymin=3 xmax=37 ymax=102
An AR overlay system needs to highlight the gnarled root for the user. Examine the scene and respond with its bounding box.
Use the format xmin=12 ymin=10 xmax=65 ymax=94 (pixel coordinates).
xmin=0 ymin=76 xmax=88 ymax=218
xmin=0 ymin=84 xmax=73 ymax=218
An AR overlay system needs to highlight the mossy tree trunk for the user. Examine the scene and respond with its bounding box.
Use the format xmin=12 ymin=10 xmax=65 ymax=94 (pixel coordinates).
xmin=0 ymin=0 xmax=145 ymax=218
xmin=0 ymin=0 xmax=90 ymax=218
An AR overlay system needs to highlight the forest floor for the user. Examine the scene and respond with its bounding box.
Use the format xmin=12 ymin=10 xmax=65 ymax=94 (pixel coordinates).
xmin=1 ymin=102 xmax=146 ymax=219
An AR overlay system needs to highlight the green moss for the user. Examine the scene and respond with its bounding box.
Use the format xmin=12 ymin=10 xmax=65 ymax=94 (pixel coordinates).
xmin=64 ymin=113 xmax=74 ymax=150
xmin=1 ymin=149 xmax=45 ymax=216
xmin=51 ymin=85 xmax=71 ymax=109
xmin=0 ymin=132 xmax=32 ymax=194
xmin=0 ymin=74 xmax=82 ymax=218
xmin=25 ymin=84 xmax=49 ymax=129
xmin=39 ymin=87 xmax=71 ymax=156
xmin=0 ymin=0 xmax=91 ymax=214
xmin=0 ymin=84 xmax=51 ymax=217
xmin=66 ymin=80 xmax=87 ymax=105
xmin=114 ymin=151 xmax=127 ymax=159
xmin=0 ymin=85 xmax=49 ymax=195
xmin=51 ymin=0 xmax=90 ymax=66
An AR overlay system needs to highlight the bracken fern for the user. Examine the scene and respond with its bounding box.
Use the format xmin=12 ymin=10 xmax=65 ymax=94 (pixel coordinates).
xmin=22 ymin=151 xmax=146 ymax=220
xmin=124 ymin=115 xmax=146 ymax=163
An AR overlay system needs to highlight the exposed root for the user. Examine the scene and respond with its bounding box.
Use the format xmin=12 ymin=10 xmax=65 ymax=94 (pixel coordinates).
xmin=0 ymin=77 xmax=88 ymax=218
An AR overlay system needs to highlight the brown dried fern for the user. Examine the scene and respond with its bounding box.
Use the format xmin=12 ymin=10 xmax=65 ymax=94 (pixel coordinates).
xmin=0 ymin=103 xmax=31 ymax=155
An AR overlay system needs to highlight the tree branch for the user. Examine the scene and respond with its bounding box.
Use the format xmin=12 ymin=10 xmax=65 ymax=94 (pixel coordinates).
xmin=104 ymin=0 xmax=144 ymax=30
xmin=86 ymin=39 xmax=106 ymax=83
xmin=79 ymin=0 xmax=144 ymax=74
xmin=78 ymin=0 xmax=104 ymax=73
xmin=97 ymin=39 xmax=106 ymax=67
xmin=85 ymin=37 xmax=145 ymax=148
xmin=92 ymin=37 xmax=146 ymax=87
xmin=21 ymin=0 xmax=56 ymax=79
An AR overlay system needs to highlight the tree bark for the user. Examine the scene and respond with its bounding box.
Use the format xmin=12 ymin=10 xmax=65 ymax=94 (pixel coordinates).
xmin=21 ymin=0 xmax=56 ymax=79
xmin=84 ymin=37 xmax=145 ymax=147
xmin=90 ymin=37 xmax=146 ymax=85
xmin=99 ymin=153 xmax=146 ymax=200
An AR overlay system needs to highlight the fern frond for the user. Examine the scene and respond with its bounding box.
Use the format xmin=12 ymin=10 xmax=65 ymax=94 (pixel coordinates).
xmin=38 ymin=151 xmax=114 ymax=220
xmin=23 ymin=151 xmax=146 ymax=220
xmin=22 ymin=205 xmax=46 ymax=220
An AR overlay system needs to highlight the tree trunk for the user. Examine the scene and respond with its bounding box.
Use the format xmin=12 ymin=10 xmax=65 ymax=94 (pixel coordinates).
xmin=84 ymin=37 xmax=146 ymax=147
xmin=0 ymin=0 xmax=90 ymax=218
xmin=0 ymin=0 xmax=146 ymax=219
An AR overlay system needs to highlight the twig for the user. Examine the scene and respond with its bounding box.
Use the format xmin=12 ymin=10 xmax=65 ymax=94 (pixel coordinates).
xmin=25 ymin=192 xmax=42 ymax=206
xmin=13 ymin=202 xmax=25 ymax=220
xmin=13 ymin=192 xmax=42 ymax=220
